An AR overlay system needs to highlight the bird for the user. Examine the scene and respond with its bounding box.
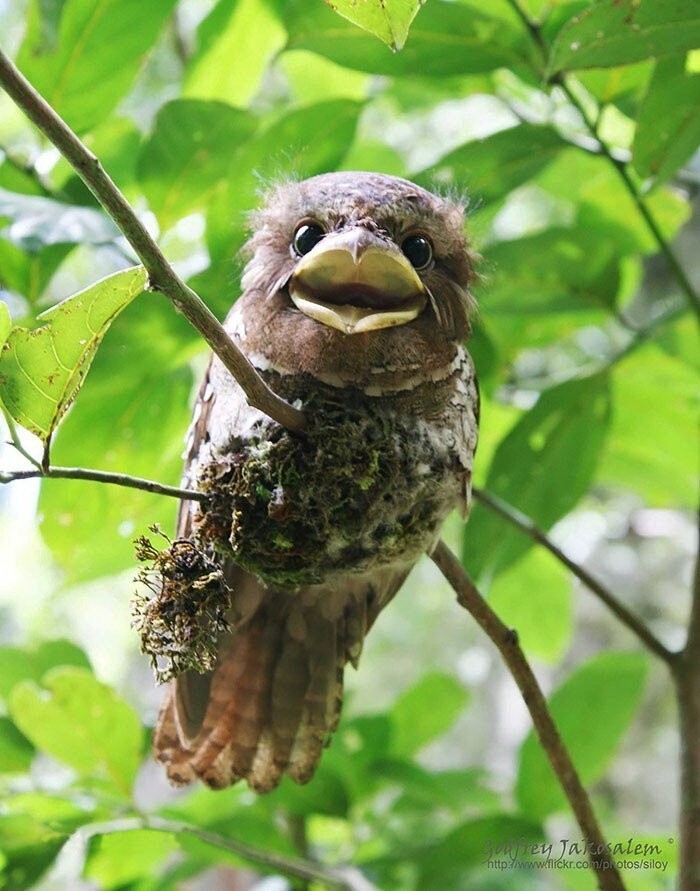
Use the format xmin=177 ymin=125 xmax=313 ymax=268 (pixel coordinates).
xmin=152 ymin=171 xmax=479 ymax=792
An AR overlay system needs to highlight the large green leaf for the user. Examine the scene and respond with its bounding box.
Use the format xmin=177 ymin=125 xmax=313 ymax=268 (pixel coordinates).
xmin=549 ymin=1 xmax=700 ymax=75
xmin=0 ymin=266 xmax=147 ymax=441
xmin=633 ymin=56 xmax=700 ymax=184
xmin=137 ymin=100 xmax=257 ymax=231
xmin=0 ymin=639 xmax=90 ymax=704
xmin=84 ymin=830 xmax=178 ymax=889
xmin=464 ymin=375 xmax=611 ymax=585
xmin=0 ymin=717 xmax=34 ymax=773
xmin=184 ymin=0 xmax=286 ymax=107
xmin=284 ymin=0 xmax=529 ymax=77
xmin=489 ymin=548 xmax=573 ymax=663
xmin=0 ymin=239 xmax=73 ymax=306
xmin=597 ymin=343 xmax=698 ymax=506
xmin=16 ymin=0 xmax=179 ymax=133
xmin=38 ymin=297 xmax=195 ymax=581
xmin=324 ymin=0 xmax=424 ymax=50
xmin=0 ymin=300 xmax=10 ymax=346
xmin=416 ymin=124 xmax=566 ymax=203
xmin=9 ymin=667 xmax=143 ymax=796
xmin=516 ymin=652 xmax=648 ymax=819
xmin=390 ymin=672 xmax=469 ymax=757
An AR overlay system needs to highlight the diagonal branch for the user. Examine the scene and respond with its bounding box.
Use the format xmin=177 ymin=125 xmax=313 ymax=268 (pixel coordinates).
xmin=0 ymin=47 xmax=306 ymax=434
xmin=473 ymin=488 xmax=676 ymax=666
xmin=505 ymin=0 xmax=700 ymax=320
xmin=431 ymin=539 xmax=626 ymax=891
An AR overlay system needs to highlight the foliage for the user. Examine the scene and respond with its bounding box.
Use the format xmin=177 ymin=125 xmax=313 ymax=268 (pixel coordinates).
xmin=0 ymin=0 xmax=697 ymax=889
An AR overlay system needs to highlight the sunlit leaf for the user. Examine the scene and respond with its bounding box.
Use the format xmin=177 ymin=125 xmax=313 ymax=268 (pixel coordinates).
xmin=516 ymin=652 xmax=648 ymax=819
xmin=324 ymin=0 xmax=424 ymax=50
xmin=0 ymin=717 xmax=34 ymax=773
xmin=9 ymin=667 xmax=143 ymax=796
xmin=0 ymin=266 xmax=146 ymax=441
xmin=549 ymin=0 xmax=700 ymax=75
xmin=633 ymin=56 xmax=700 ymax=184
xmin=137 ymin=100 xmax=257 ymax=231
xmin=0 ymin=300 xmax=10 ymax=345
xmin=84 ymin=830 xmax=178 ymax=889
xmin=184 ymin=0 xmax=286 ymax=107
xmin=16 ymin=0 xmax=179 ymax=133
xmin=0 ymin=640 xmax=90 ymax=704
xmin=464 ymin=375 xmax=611 ymax=586
xmin=390 ymin=672 xmax=469 ymax=757
xmin=284 ymin=0 xmax=529 ymax=77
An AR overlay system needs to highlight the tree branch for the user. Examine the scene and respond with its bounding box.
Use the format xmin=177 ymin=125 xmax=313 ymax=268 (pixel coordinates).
xmin=69 ymin=816 xmax=378 ymax=891
xmin=0 ymin=47 xmax=306 ymax=434
xmin=505 ymin=0 xmax=700 ymax=320
xmin=0 ymin=465 xmax=207 ymax=502
xmin=431 ymin=539 xmax=625 ymax=890
xmin=473 ymin=488 xmax=676 ymax=666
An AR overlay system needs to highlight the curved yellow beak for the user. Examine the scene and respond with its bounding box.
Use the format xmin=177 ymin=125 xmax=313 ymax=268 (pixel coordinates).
xmin=289 ymin=228 xmax=427 ymax=334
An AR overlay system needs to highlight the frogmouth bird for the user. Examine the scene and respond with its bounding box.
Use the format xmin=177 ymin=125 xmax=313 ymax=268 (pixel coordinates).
xmin=153 ymin=172 xmax=479 ymax=791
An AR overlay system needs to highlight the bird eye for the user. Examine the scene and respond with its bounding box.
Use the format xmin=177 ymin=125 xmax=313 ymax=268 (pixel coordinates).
xmin=401 ymin=234 xmax=433 ymax=270
xmin=293 ymin=222 xmax=325 ymax=256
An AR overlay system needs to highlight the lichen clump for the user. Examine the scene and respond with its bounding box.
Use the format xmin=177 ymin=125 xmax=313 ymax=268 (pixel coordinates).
xmin=132 ymin=527 xmax=231 ymax=682
xmin=194 ymin=386 xmax=451 ymax=590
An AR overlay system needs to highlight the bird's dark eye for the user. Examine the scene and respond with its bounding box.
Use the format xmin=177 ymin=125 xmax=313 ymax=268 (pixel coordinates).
xmin=293 ymin=222 xmax=325 ymax=256
xmin=401 ymin=234 xmax=433 ymax=270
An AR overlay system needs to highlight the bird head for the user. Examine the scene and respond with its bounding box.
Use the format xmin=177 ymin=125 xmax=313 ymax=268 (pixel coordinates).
xmin=235 ymin=172 xmax=477 ymax=389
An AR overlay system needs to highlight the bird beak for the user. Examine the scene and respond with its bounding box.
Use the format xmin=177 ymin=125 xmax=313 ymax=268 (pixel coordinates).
xmin=288 ymin=228 xmax=427 ymax=334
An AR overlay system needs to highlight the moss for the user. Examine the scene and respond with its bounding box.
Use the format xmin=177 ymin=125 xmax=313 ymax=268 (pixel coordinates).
xmin=131 ymin=526 xmax=231 ymax=683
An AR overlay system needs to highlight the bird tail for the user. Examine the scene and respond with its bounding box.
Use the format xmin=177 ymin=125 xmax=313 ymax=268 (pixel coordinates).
xmin=153 ymin=586 xmax=365 ymax=792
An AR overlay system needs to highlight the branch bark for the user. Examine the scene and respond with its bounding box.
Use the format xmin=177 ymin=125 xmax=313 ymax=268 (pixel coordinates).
xmin=0 ymin=47 xmax=306 ymax=434
xmin=431 ymin=539 xmax=626 ymax=891
xmin=473 ymin=488 xmax=676 ymax=666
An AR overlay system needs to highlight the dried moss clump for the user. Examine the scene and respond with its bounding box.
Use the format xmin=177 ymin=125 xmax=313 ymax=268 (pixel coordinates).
xmin=132 ymin=526 xmax=231 ymax=682
xmin=193 ymin=384 xmax=452 ymax=590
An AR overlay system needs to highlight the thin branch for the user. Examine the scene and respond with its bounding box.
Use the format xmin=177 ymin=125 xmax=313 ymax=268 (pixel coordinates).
xmin=473 ymin=488 xmax=676 ymax=666
xmin=0 ymin=465 xmax=207 ymax=502
xmin=70 ymin=816 xmax=378 ymax=891
xmin=431 ymin=540 xmax=625 ymax=891
xmin=0 ymin=47 xmax=306 ymax=434
xmin=505 ymin=0 xmax=700 ymax=320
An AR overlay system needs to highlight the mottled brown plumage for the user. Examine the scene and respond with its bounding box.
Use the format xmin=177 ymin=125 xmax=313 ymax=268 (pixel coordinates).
xmin=153 ymin=172 xmax=479 ymax=791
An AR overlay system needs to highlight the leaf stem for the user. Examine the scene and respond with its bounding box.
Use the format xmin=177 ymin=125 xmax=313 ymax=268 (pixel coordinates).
xmin=431 ymin=539 xmax=626 ymax=891
xmin=0 ymin=47 xmax=306 ymax=433
xmin=71 ymin=816 xmax=378 ymax=891
xmin=473 ymin=488 xmax=676 ymax=666
xmin=0 ymin=465 xmax=207 ymax=502
xmin=505 ymin=0 xmax=700 ymax=319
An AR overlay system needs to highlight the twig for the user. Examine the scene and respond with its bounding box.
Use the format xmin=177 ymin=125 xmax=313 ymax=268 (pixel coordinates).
xmin=673 ymin=509 xmax=700 ymax=889
xmin=505 ymin=0 xmax=700 ymax=320
xmin=0 ymin=465 xmax=207 ymax=502
xmin=68 ymin=816 xmax=378 ymax=891
xmin=0 ymin=47 xmax=306 ymax=434
xmin=431 ymin=540 xmax=625 ymax=890
xmin=473 ymin=488 xmax=676 ymax=666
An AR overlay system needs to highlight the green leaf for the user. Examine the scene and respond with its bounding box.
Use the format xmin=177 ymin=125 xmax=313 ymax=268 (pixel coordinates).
xmin=489 ymin=548 xmax=573 ymax=663
xmin=0 ymin=299 xmax=10 ymax=345
xmin=416 ymin=124 xmax=566 ymax=203
xmin=16 ymin=0 xmax=179 ymax=133
xmin=38 ymin=298 xmax=195 ymax=581
xmin=84 ymin=830 xmax=178 ymax=889
xmin=633 ymin=56 xmax=700 ymax=184
xmin=0 ymin=717 xmax=34 ymax=773
xmin=415 ymin=814 xmax=543 ymax=890
xmin=184 ymin=0 xmax=286 ymax=107
xmin=0 ymin=189 xmax=117 ymax=251
xmin=390 ymin=672 xmax=469 ymax=757
xmin=284 ymin=0 xmax=529 ymax=77
xmin=9 ymin=667 xmax=143 ymax=796
xmin=137 ymin=100 xmax=257 ymax=231
xmin=549 ymin=1 xmax=700 ymax=75
xmin=324 ymin=0 xmax=423 ymax=50
xmin=464 ymin=375 xmax=611 ymax=585
xmin=597 ymin=343 xmax=698 ymax=506
xmin=0 ymin=639 xmax=90 ymax=704
xmin=516 ymin=651 xmax=648 ymax=819
xmin=0 ymin=266 xmax=147 ymax=441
